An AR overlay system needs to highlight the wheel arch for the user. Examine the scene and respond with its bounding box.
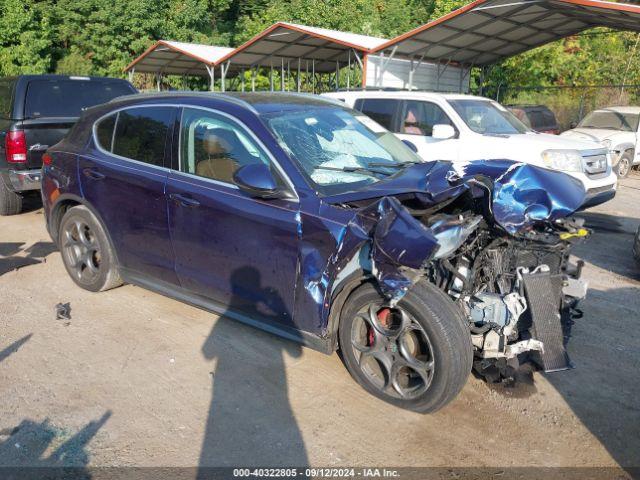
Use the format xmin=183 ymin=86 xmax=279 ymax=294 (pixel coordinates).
xmin=325 ymin=270 xmax=374 ymax=352
xmin=50 ymin=194 xmax=121 ymax=266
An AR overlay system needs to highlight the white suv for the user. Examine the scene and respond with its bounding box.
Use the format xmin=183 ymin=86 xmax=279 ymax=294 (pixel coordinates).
xmin=323 ymin=91 xmax=617 ymax=208
xmin=561 ymin=106 xmax=639 ymax=178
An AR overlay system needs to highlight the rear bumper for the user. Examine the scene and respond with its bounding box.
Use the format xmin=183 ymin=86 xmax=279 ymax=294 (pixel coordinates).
xmin=7 ymin=168 xmax=42 ymax=192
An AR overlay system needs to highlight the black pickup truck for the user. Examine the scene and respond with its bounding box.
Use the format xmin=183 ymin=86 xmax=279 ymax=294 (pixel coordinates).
xmin=0 ymin=75 xmax=137 ymax=215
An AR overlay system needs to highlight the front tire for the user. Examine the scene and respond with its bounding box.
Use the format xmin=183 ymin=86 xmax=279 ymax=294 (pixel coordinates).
xmin=58 ymin=205 xmax=122 ymax=292
xmin=614 ymin=151 xmax=633 ymax=178
xmin=0 ymin=179 xmax=23 ymax=215
xmin=338 ymin=281 xmax=472 ymax=413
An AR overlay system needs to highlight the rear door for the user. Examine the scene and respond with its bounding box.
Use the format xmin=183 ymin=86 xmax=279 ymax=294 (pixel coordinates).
xmin=79 ymin=105 xmax=179 ymax=285
xmin=23 ymin=78 xmax=136 ymax=168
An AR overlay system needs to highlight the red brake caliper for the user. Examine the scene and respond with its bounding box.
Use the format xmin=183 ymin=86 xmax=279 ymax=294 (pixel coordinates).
xmin=370 ymin=308 xmax=391 ymax=346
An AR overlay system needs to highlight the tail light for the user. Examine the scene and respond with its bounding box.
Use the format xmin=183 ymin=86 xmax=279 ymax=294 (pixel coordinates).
xmin=42 ymin=153 xmax=53 ymax=166
xmin=5 ymin=130 xmax=27 ymax=163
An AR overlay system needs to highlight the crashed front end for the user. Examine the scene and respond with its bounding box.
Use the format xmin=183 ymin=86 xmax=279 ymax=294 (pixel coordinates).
xmin=326 ymin=159 xmax=589 ymax=382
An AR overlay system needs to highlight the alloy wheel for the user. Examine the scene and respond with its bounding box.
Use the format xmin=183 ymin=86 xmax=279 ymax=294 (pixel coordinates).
xmin=62 ymin=219 xmax=101 ymax=284
xmin=350 ymin=304 xmax=435 ymax=399
xmin=617 ymin=157 xmax=630 ymax=177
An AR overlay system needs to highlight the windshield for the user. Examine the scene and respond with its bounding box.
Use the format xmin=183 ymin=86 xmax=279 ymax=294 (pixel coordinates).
xmin=25 ymin=79 xmax=136 ymax=118
xmin=578 ymin=110 xmax=639 ymax=132
xmin=449 ymin=99 xmax=529 ymax=135
xmin=263 ymin=107 xmax=422 ymax=195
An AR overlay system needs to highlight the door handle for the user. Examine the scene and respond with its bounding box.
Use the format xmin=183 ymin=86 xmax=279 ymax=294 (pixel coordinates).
xmin=169 ymin=193 xmax=200 ymax=208
xmin=83 ymin=168 xmax=105 ymax=180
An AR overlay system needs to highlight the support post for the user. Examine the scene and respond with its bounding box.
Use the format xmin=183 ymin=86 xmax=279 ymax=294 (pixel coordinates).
xmin=205 ymin=65 xmax=215 ymax=92
xmin=281 ymin=58 xmax=285 ymax=92
xmin=297 ymin=59 xmax=301 ymax=92
xmin=270 ymin=63 xmax=274 ymax=92
xmin=128 ymin=68 xmax=135 ymax=83
xmin=361 ymin=54 xmax=368 ymax=90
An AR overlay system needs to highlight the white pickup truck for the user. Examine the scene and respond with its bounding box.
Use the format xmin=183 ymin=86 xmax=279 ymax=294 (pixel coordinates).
xmin=561 ymin=106 xmax=639 ymax=178
xmin=323 ymin=91 xmax=617 ymax=208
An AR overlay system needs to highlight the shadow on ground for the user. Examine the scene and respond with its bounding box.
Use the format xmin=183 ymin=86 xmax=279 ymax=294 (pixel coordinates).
xmin=575 ymin=211 xmax=640 ymax=282
xmin=197 ymin=267 xmax=307 ymax=472
xmin=0 ymin=241 xmax=57 ymax=277
xmin=0 ymin=336 xmax=111 ymax=472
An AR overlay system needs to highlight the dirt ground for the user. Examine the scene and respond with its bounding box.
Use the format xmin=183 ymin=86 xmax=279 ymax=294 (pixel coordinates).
xmin=0 ymin=173 xmax=638 ymax=473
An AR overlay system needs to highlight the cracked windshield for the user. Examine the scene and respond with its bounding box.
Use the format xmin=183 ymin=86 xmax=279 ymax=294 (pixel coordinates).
xmin=265 ymin=107 xmax=421 ymax=194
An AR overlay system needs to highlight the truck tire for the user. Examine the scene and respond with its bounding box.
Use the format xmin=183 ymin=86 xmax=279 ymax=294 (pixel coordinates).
xmin=614 ymin=151 xmax=633 ymax=178
xmin=58 ymin=205 xmax=122 ymax=292
xmin=0 ymin=179 xmax=23 ymax=215
xmin=338 ymin=281 xmax=472 ymax=413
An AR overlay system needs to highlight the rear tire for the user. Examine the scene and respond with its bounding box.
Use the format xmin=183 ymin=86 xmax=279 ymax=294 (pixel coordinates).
xmin=58 ymin=205 xmax=122 ymax=292
xmin=338 ymin=281 xmax=472 ymax=413
xmin=614 ymin=151 xmax=632 ymax=178
xmin=0 ymin=179 xmax=23 ymax=215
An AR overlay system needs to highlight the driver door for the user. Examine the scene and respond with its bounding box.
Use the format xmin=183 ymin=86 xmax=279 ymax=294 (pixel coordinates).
xmin=166 ymin=107 xmax=301 ymax=329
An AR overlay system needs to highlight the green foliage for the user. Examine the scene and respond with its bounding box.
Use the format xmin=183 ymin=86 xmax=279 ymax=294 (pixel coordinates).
xmin=0 ymin=0 xmax=637 ymax=99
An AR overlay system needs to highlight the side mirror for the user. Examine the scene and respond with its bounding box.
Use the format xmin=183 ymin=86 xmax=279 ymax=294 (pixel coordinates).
xmin=402 ymin=139 xmax=418 ymax=153
xmin=233 ymin=164 xmax=281 ymax=199
xmin=432 ymin=124 xmax=456 ymax=140
xmin=570 ymin=121 xmax=577 ymax=129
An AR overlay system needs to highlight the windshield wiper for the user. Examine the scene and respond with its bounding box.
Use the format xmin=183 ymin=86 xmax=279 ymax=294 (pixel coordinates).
xmin=367 ymin=161 xmax=421 ymax=168
xmin=314 ymin=165 xmax=392 ymax=177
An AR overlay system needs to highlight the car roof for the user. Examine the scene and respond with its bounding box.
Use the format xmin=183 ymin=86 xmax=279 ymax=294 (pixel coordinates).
xmin=104 ymin=91 xmax=344 ymax=114
xmin=592 ymin=106 xmax=640 ymax=114
xmin=1 ymin=74 xmax=131 ymax=83
xmin=323 ymin=90 xmax=493 ymax=102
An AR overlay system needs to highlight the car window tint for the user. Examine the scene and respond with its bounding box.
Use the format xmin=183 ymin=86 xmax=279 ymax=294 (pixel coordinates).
xmin=356 ymin=99 xmax=398 ymax=132
xmin=95 ymin=114 xmax=116 ymax=151
xmin=25 ymin=80 xmax=135 ymax=118
xmin=529 ymin=110 xmax=545 ymax=129
xmin=179 ymin=108 xmax=270 ymax=185
xmin=542 ymin=110 xmax=557 ymax=127
xmin=402 ymin=100 xmax=453 ymax=136
xmin=112 ymin=107 xmax=174 ymax=167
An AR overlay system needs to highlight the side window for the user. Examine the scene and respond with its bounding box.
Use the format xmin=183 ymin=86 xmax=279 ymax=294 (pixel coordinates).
xmin=179 ymin=108 xmax=271 ymax=185
xmin=112 ymin=107 xmax=174 ymax=167
xmin=401 ymin=100 xmax=453 ymax=137
xmin=355 ymin=99 xmax=399 ymax=132
xmin=95 ymin=114 xmax=116 ymax=151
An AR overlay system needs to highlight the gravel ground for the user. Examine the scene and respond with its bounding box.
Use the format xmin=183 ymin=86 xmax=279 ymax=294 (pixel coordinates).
xmin=0 ymin=174 xmax=638 ymax=474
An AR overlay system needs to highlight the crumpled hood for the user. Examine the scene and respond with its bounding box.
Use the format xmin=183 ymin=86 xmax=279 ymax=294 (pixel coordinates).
xmin=325 ymin=159 xmax=587 ymax=235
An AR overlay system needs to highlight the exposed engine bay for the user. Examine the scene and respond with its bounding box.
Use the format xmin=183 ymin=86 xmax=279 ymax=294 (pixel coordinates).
xmin=326 ymin=159 xmax=590 ymax=382
xmin=424 ymin=207 xmax=588 ymax=381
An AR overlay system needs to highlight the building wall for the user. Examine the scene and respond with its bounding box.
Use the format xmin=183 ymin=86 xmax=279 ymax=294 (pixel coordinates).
xmin=366 ymin=55 xmax=470 ymax=92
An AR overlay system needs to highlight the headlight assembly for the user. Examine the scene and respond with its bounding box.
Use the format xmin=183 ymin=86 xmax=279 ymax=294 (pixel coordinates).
xmin=541 ymin=149 xmax=583 ymax=172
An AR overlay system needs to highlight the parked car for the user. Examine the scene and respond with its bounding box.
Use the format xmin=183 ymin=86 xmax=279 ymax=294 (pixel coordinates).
xmin=634 ymin=225 xmax=640 ymax=264
xmin=561 ymin=106 xmax=640 ymax=178
xmin=0 ymin=74 xmax=137 ymax=215
xmin=507 ymin=104 xmax=560 ymax=135
xmin=43 ymin=92 xmax=589 ymax=412
xmin=323 ymin=91 xmax=617 ymax=209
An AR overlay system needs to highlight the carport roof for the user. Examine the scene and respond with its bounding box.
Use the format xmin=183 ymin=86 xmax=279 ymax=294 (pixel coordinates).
xmin=214 ymin=22 xmax=388 ymax=72
xmin=372 ymin=0 xmax=640 ymax=67
xmin=125 ymin=40 xmax=234 ymax=76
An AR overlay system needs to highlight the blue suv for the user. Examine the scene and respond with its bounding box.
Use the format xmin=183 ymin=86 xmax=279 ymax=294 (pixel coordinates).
xmin=43 ymin=92 xmax=589 ymax=412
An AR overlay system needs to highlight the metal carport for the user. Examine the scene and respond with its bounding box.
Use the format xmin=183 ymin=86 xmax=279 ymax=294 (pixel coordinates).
xmin=370 ymin=0 xmax=640 ymax=90
xmin=124 ymin=40 xmax=234 ymax=90
xmin=202 ymin=22 xmax=388 ymax=92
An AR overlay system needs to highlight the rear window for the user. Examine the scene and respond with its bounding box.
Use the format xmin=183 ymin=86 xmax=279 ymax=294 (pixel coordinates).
xmin=111 ymin=107 xmax=175 ymax=167
xmin=354 ymin=98 xmax=399 ymax=132
xmin=25 ymin=79 xmax=135 ymax=118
